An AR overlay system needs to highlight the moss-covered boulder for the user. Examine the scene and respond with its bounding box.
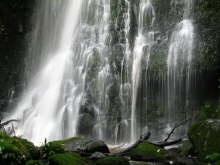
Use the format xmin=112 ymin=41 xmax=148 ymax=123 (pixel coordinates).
xmin=51 ymin=137 xmax=109 ymax=153
xmin=0 ymin=131 xmax=38 ymax=165
xmin=25 ymin=160 xmax=48 ymax=165
xmin=49 ymin=153 xmax=93 ymax=165
xmin=96 ymin=156 xmax=129 ymax=165
xmin=188 ymin=119 xmax=220 ymax=158
xmin=178 ymin=140 xmax=193 ymax=156
xmin=129 ymin=142 xmax=167 ymax=162
xmin=215 ymin=160 xmax=220 ymax=165
xmin=129 ymin=161 xmax=150 ymax=165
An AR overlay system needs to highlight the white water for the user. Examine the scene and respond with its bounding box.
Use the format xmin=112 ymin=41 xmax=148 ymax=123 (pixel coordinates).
xmin=4 ymin=0 xmax=197 ymax=145
xmin=131 ymin=0 xmax=155 ymax=143
xmin=6 ymin=0 xmax=82 ymax=145
xmin=6 ymin=0 xmax=112 ymax=145
xmin=167 ymin=0 xmax=194 ymax=123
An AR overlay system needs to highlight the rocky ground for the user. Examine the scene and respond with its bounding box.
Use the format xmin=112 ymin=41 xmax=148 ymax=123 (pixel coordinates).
xmin=1 ymin=117 xmax=220 ymax=165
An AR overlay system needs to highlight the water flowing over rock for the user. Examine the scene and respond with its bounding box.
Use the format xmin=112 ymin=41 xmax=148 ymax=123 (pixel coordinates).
xmin=5 ymin=0 xmax=198 ymax=145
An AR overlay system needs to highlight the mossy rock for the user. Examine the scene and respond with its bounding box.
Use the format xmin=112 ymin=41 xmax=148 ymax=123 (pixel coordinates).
xmin=0 ymin=132 xmax=37 ymax=165
xmin=188 ymin=119 xmax=220 ymax=158
xmin=25 ymin=160 xmax=48 ymax=165
xmin=51 ymin=136 xmax=109 ymax=153
xmin=96 ymin=156 xmax=129 ymax=165
xmin=129 ymin=142 xmax=167 ymax=161
xmin=214 ymin=160 xmax=220 ymax=165
xmin=49 ymin=153 xmax=94 ymax=165
xmin=50 ymin=137 xmax=83 ymax=146
xmin=129 ymin=161 xmax=150 ymax=165
xmin=178 ymin=140 xmax=193 ymax=156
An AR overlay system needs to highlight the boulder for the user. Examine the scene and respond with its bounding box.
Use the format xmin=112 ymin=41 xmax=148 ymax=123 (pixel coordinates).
xmin=96 ymin=156 xmax=129 ymax=165
xmin=178 ymin=140 xmax=193 ymax=156
xmin=172 ymin=156 xmax=194 ymax=165
xmin=25 ymin=160 xmax=48 ymax=165
xmin=89 ymin=152 xmax=106 ymax=160
xmin=129 ymin=142 xmax=167 ymax=162
xmin=49 ymin=153 xmax=94 ymax=165
xmin=51 ymin=136 xmax=110 ymax=154
xmin=188 ymin=119 xmax=220 ymax=158
xmin=129 ymin=161 xmax=150 ymax=165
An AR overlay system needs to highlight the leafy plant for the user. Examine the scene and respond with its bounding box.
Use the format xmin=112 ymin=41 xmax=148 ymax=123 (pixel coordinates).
xmin=206 ymin=153 xmax=220 ymax=162
xmin=39 ymin=140 xmax=65 ymax=160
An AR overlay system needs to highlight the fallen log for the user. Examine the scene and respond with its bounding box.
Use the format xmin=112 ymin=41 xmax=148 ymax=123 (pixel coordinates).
xmin=0 ymin=119 xmax=19 ymax=128
xmin=109 ymin=131 xmax=151 ymax=156
xmin=150 ymin=138 xmax=182 ymax=148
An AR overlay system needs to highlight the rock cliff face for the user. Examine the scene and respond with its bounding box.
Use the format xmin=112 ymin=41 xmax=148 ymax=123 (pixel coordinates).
xmin=194 ymin=0 xmax=220 ymax=72
xmin=0 ymin=0 xmax=35 ymax=111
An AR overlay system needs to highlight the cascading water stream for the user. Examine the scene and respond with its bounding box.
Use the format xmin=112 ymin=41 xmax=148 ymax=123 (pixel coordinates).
xmin=5 ymin=0 xmax=111 ymax=145
xmin=3 ymin=0 xmax=198 ymax=146
xmin=167 ymin=0 xmax=194 ymax=126
xmin=7 ymin=0 xmax=82 ymax=145
xmin=131 ymin=0 xmax=155 ymax=143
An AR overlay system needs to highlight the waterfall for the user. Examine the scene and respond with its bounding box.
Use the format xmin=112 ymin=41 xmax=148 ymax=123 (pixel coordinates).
xmin=167 ymin=0 xmax=194 ymax=127
xmin=131 ymin=0 xmax=155 ymax=143
xmin=5 ymin=0 xmax=111 ymax=145
xmin=8 ymin=0 xmax=82 ymax=144
xmin=4 ymin=0 xmax=198 ymax=145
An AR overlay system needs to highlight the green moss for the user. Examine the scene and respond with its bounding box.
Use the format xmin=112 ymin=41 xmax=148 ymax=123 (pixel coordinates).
xmin=205 ymin=153 xmax=220 ymax=163
xmin=43 ymin=137 xmax=83 ymax=154
xmin=179 ymin=140 xmax=193 ymax=156
xmin=50 ymin=137 xmax=83 ymax=145
xmin=129 ymin=161 xmax=149 ymax=165
xmin=39 ymin=141 xmax=65 ymax=160
xmin=0 ymin=131 xmax=10 ymax=138
xmin=214 ymin=160 xmax=220 ymax=165
xmin=96 ymin=156 xmax=129 ymax=165
xmin=0 ymin=132 xmax=37 ymax=164
xmin=129 ymin=142 xmax=167 ymax=161
xmin=49 ymin=153 xmax=93 ymax=165
xmin=25 ymin=160 xmax=48 ymax=165
xmin=188 ymin=120 xmax=220 ymax=158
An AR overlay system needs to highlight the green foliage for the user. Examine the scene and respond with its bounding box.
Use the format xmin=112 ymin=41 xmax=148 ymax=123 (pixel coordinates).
xmin=198 ymin=101 xmax=220 ymax=120
xmin=51 ymin=136 xmax=83 ymax=145
xmin=206 ymin=153 xmax=220 ymax=163
xmin=0 ymin=131 xmax=10 ymax=138
xmin=214 ymin=160 xmax=220 ymax=165
xmin=96 ymin=156 xmax=129 ymax=165
xmin=0 ymin=131 xmax=37 ymax=165
xmin=39 ymin=141 xmax=65 ymax=160
xmin=188 ymin=120 xmax=220 ymax=158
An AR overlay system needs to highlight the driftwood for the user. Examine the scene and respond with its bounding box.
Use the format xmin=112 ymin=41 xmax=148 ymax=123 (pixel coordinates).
xmin=164 ymin=119 xmax=190 ymax=143
xmin=109 ymin=131 xmax=151 ymax=156
xmin=150 ymin=138 xmax=182 ymax=148
xmin=109 ymin=119 xmax=189 ymax=156
xmin=0 ymin=119 xmax=19 ymax=128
